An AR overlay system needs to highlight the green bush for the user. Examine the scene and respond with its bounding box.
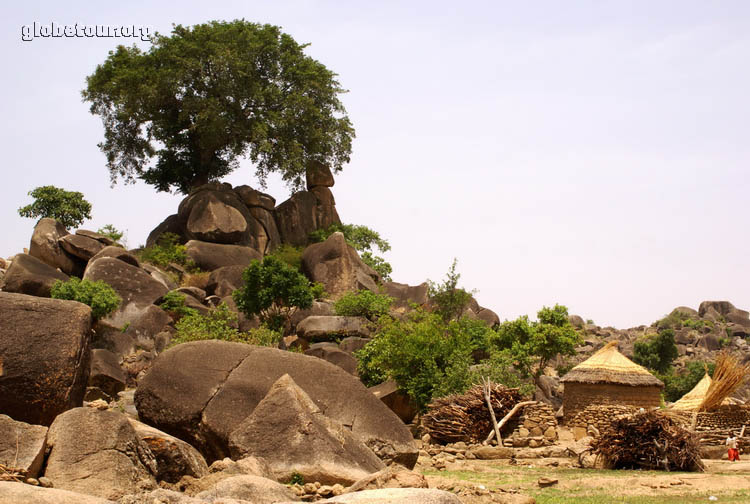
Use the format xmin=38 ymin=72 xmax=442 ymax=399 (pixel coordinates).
xmin=51 ymin=277 xmax=121 ymax=319
xmin=97 ymin=224 xmax=125 ymax=246
xmin=492 ymin=304 xmax=581 ymax=382
xmin=659 ymin=361 xmax=716 ymax=402
xmin=470 ymin=349 xmax=535 ymax=397
xmin=171 ymin=303 xmax=281 ymax=347
xmin=334 ymin=290 xmax=394 ymax=321
xmin=233 ymin=256 xmax=318 ymax=331
xmin=158 ymin=291 xmax=198 ymax=320
xmin=139 ymin=233 xmax=195 ymax=270
xmin=360 ymin=252 xmax=393 ymax=281
xmin=18 ymin=185 xmax=92 ymax=229
xmin=356 ymin=309 xmax=479 ymax=411
xmin=427 ymin=259 xmax=474 ymax=322
xmin=267 ymin=244 xmax=304 ymax=271
xmin=633 ymin=329 xmax=678 ymax=374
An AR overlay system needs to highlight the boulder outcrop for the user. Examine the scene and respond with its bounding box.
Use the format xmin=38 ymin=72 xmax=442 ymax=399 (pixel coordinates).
xmin=228 ymin=374 xmax=385 ymax=485
xmin=1 ymin=253 xmax=69 ymax=297
xmin=134 ymin=341 xmax=417 ymax=467
xmin=0 ymin=415 xmax=48 ymax=478
xmin=28 ymin=217 xmax=82 ymax=275
xmin=45 ymin=408 xmax=157 ymax=500
xmin=0 ymin=292 xmax=91 ymax=425
xmin=302 ymin=233 xmax=379 ymax=298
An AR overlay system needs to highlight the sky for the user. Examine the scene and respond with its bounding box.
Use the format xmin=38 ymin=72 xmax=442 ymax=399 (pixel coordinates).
xmin=2 ymin=1 xmax=748 ymax=329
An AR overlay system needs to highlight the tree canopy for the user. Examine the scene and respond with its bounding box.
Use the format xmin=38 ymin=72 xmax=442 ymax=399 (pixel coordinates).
xmin=18 ymin=185 xmax=92 ymax=229
xmin=83 ymin=20 xmax=355 ymax=194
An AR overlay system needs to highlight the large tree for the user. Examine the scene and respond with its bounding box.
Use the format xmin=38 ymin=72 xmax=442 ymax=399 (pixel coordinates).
xmin=83 ymin=20 xmax=355 ymax=194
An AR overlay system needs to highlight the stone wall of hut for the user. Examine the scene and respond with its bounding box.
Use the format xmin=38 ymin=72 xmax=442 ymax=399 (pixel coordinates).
xmin=500 ymin=401 xmax=559 ymax=448
xmin=562 ymin=383 xmax=662 ymax=423
xmin=569 ymin=404 xmax=641 ymax=438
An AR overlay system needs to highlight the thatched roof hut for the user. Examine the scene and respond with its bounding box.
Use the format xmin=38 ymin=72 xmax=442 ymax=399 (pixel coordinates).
xmin=561 ymin=341 xmax=664 ymax=422
xmin=671 ymin=373 xmax=712 ymax=411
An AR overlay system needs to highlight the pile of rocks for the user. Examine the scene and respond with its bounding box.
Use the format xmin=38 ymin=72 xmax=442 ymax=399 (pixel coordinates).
xmin=693 ymin=405 xmax=750 ymax=432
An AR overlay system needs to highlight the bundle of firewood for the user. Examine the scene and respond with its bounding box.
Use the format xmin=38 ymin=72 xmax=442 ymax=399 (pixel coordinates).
xmin=592 ymin=410 xmax=704 ymax=472
xmin=0 ymin=463 xmax=23 ymax=482
xmin=422 ymin=384 xmax=522 ymax=444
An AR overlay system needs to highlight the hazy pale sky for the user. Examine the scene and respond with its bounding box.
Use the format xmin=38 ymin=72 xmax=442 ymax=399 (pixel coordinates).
xmin=2 ymin=1 xmax=748 ymax=328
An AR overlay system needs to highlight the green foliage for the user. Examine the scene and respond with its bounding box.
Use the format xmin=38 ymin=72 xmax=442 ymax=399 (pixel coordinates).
xmin=361 ymin=251 xmax=392 ymax=282
xmin=18 ymin=185 xmax=92 ymax=229
xmin=470 ymin=349 xmax=536 ymax=396
xmin=659 ymin=361 xmax=716 ymax=402
xmin=289 ymin=471 xmax=304 ymax=485
xmin=333 ymin=290 xmax=394 ymax=321
xmin=356 ymin=309 xmax=488 ymax=411
xmin=83 ymin=20 xmax=354 ymax=194
xmin=233 ymin=256 xmax=316 ymax=330
xmin=171 ymin=303 xmax=281 ymax=347
xmin=309 ymin=223 xmax=392 ymax=281
xmin=309 ymin=223 xmax=391 ymax=253
xmin=492 ymin=304 xmax=582 ymax=381
xmin=586 ymin=319 xmax=594 ymax=325
xmin=158 ymin=291 xmax=198 ymax=320
xmin=139 ymin=233 xmax=195 ymax=270
xmin=51 ymin=277 xmax=121 ymax=319
xmin=97 ymin=224 xmax=125 ymax=245
xmin=655 ymin=309 xmax=711 ymax=331
xmin=632 ymin=329 xmax=678 ymax=374
xmin=267 ymin=244 xmax=304 ymax=271
xmin=427 ymin=259 xmax=474 ymax=323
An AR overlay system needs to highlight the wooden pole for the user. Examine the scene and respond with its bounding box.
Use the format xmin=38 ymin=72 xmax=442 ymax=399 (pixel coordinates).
xmin=484 ymin=400 xmax=536 ymax=444
xmin=481 ymin=377 xmax=501 ymax=446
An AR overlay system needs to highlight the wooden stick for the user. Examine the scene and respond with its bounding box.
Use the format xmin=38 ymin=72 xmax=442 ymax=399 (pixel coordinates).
xmin=481 ymin=377 xmax=501 ymax=446
xmin=484 ymin=400 xmax=536 ymax=444
xmin=740 ymin=425 xmax=746 ymax=438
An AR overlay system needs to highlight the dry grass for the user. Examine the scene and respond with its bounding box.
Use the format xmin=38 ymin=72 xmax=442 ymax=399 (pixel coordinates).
xmin=181 ymin=271 xmax=211 ymax=290
xmin=699 ymin=352 xmax=750 ymax=412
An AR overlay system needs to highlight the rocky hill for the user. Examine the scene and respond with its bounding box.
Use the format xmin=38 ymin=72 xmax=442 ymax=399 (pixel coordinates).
xmin=0 ymin=164 xmax=747 ymax=503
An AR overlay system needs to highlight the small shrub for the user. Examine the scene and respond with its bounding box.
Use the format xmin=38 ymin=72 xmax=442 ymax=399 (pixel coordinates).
xmin=97 ymin=224 xmax=125 ymax=246
xmin=233 ymin=256 xmax=317 ymax=331
xmin=172 ymin=303 xmax=240 ymax=346
xmin=586 ymin=319 xmax=594 ymax=325
xmin=171 ymin=303 xmax=280 ymax=347
xmin=361 ymin=251 xmax=392 ymax=282
xmin=289 ymin=471 xmax=304 ymax=485
xmin=140 ymin=233 xmax=196 ymax=270
xmin=267 ymin=244 xmax=304 ymax=271
xmin=334 ymin=290 xmax=394 ymax=321
xmin=633 ymin=329 xmax=678 ymax=374
xmin=51 ymin=277 xmax=121 ymax=319
xmin=158 ymin=291 xmax=198 ymax=320
xmin=181 ymin=271 xmax=211 ymax=289
xmin=427 ymin=259 xmax=474 ymax=322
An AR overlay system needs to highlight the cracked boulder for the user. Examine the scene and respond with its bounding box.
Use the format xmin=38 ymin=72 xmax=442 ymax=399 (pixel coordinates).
xmin=0 ymin=292 xmax=92 ymax=425
xmin=134 ymin=341 xmax=417 ymax=467
xmin=45 ymin=407 xmax=157 ymax=500
xmin=229 ymin=374 xmax=384 ymax=485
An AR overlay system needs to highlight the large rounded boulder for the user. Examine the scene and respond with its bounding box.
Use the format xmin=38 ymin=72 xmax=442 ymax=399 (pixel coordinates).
xmin=134 ymin=341 xmax=417 ymax=467
xmin=0 ymin=293 xmax=92 ymax=425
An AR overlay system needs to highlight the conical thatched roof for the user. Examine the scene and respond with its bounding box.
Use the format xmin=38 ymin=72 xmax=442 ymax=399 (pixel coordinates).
xmin=561 ymin=341 xmax=664 ymax=387
xmin=670 ymin=373 xmax=712 ymax=411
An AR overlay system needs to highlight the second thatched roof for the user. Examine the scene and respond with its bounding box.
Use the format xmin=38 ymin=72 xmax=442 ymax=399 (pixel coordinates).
xmin=561 ymin=341 xmax=664 ymax=387
xmin=670 ymin=373 xmax=712 ymax=411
